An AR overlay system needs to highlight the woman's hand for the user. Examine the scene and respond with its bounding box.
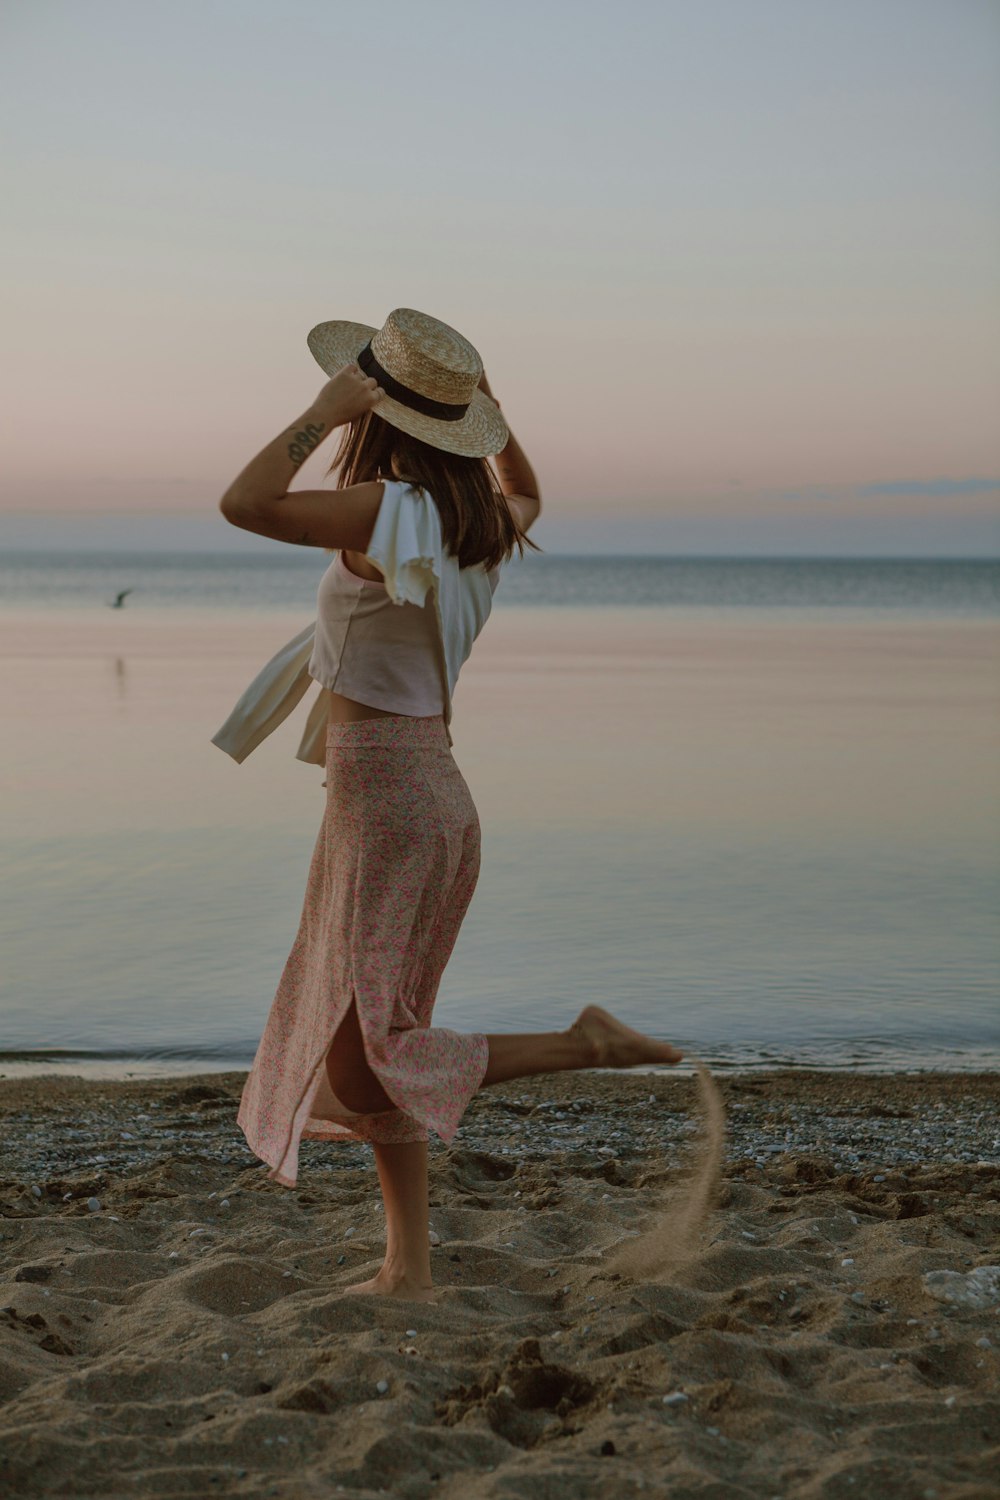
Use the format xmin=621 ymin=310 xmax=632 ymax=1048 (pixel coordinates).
xmin=314 ymin=362 xmax=386 ymax=427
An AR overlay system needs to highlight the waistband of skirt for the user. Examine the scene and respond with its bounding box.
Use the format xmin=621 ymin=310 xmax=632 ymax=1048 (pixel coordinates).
xmin=325 ymin=712 xmax=450 ymax=749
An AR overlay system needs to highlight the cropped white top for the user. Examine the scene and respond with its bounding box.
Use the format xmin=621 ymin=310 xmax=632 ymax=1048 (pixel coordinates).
xmin=211 ymin=479 xmax=501 ymax=765
xmin=309 ymin=547 xmax=497 ymax=717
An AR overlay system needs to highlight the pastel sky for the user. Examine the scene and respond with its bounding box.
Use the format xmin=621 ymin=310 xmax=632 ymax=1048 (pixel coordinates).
xmin=1 ymin=0 xmax=998 ymax=554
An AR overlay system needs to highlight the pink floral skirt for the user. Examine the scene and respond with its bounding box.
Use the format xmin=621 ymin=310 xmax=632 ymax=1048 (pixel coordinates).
xmin=237 ymin=713 xmax=490 ymax=1187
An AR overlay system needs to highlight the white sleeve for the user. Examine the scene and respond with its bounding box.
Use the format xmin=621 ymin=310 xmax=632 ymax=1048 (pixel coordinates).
xmin=363 ymin=480 xmax=443 ymax=608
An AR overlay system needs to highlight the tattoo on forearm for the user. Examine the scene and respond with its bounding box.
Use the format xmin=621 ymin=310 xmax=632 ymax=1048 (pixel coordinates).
xmin=286 ymin=421 xmax=327 ymax=466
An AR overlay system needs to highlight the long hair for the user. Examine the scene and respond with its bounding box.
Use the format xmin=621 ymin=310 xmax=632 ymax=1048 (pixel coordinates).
xmin=325 ymin=410 xmax=542 ymax=571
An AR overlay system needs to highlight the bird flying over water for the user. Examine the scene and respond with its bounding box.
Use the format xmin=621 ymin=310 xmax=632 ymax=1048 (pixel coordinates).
xmin=106 ymin=589 xmax=134 ymax=609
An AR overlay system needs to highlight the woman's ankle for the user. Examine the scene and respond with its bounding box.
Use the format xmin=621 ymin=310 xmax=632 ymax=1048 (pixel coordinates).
xmin=565 ymin=1013 xmax=602 ymax=1067
xmin=375 ymin=1260 xmax=433 ymax=1292
xmin=381 ymin=1247 xmax=432 ymax=1285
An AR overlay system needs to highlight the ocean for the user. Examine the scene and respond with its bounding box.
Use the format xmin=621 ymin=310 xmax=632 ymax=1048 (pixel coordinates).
xmin=1 ymin=551 xmax=998 ymax=1078
xmin=1 ymin=550 xmax=997 ymax=614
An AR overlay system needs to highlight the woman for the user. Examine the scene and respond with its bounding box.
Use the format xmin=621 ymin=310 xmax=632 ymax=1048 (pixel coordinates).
xmin=219 ymin=308 xmax=682 ymax=1302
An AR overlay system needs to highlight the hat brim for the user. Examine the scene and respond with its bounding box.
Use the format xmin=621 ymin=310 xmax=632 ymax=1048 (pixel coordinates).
xmin=306 ymin=320 xmax=509 ymax=459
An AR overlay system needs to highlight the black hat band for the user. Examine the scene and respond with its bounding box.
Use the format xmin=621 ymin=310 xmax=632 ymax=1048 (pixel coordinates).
xmin=357 ymin=341 xmax=470 ymax=422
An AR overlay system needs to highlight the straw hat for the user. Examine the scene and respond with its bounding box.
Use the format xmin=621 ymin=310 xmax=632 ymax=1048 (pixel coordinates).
xmin=306 ymin=307 xmax=510 ymax=458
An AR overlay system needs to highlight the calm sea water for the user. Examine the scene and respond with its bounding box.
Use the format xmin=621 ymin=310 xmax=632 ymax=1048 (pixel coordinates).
xmin=1 ymin=552 xmax=998 ymax=1079
xmin=1 ymin=550 xmax=998 ymax=615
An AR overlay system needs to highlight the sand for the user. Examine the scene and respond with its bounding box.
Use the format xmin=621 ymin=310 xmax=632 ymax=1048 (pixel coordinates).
xmin=1 ymin=1068 xmax=998 ymax=1499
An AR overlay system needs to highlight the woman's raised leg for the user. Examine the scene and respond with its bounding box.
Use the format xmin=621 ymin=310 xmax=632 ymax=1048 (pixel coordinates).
xmin=480 ymin=1003 xmax=683 ymax=1087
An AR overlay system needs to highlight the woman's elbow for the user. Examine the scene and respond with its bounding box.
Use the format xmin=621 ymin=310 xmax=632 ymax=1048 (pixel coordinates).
xmin=219 ymin=493 xmax=252 ymax=531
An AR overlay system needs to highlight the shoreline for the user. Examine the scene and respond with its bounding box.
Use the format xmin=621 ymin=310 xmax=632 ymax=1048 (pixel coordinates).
xmin=2 ymin=1069 xmax=998 ymax=1497
xmin=3 ymin=1054 xmax=1000 ymax=1083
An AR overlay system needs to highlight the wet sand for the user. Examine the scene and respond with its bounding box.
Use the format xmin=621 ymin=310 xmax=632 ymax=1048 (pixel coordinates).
xmin=1 ymin=1068 xmax=998 ymax=1498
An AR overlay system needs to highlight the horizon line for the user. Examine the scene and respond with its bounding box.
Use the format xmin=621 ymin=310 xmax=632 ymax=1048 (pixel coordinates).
xmin=2 ymin=546 xmax=998 ymax=563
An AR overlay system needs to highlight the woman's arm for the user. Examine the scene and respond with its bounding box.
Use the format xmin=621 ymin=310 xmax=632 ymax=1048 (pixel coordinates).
xmin=479 ymin=372 xmax=541 ymax=532
xmin=219 ymin=364 xmax=386 ymax=548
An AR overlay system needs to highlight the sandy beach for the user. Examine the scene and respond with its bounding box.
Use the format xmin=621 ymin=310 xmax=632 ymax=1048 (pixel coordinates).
xmin=1 ymin=1068 xmax=998 ymax=1498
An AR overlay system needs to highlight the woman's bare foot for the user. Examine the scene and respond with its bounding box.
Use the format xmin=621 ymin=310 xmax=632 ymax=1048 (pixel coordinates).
xmin=568 ymin=1004 xmax=683 ymax=1068
xmin=343 ymin=1267 xmax=438 ymax=1303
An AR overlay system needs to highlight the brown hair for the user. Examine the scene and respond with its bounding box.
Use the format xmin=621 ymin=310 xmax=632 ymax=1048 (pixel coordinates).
xmin=325 ymin=410 xmax=541 ymax=571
